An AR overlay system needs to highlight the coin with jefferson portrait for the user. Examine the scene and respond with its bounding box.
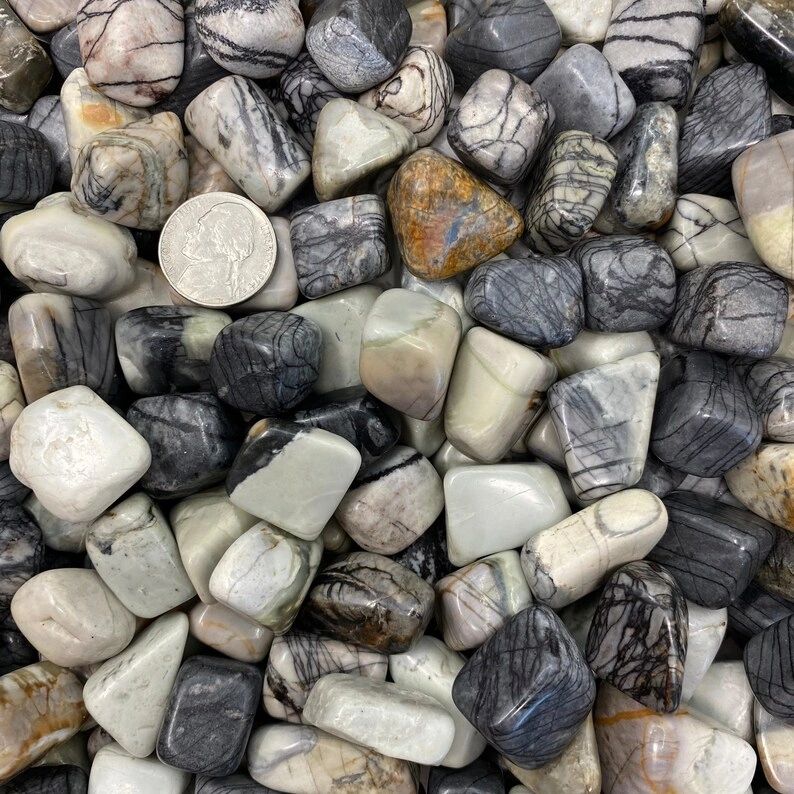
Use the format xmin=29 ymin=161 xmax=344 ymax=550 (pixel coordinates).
xmin=159 ymin=192 xmax=277 ymax=308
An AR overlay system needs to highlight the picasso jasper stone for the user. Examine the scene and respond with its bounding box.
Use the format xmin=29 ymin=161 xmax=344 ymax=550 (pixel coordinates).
xmin=50 ymin=20 xmax=82 ymax=79
xmin=586 ymin=560 xmax=687 ymax=713
xmin=602 ymin=0 xmax=704 ymax=110
xmin=428 ymin=759 xmax=503 ymax=794
xmin=452 ymin=605 xmax=595 ymax=769
xmin=659 ymin=194 xmax=762 ymax=271
xmin=391 ymin=519 xmax=451 ymax=582
xmin=735 ymin=357 xmax=794 ymax=441
xmin=549 ymin=352 xmax=660 ymax=501
xmin=0 ymin=504 xmax=42 ymax=620
xmin=77 ymin=0 xmax=185 ymax=107
xmin=549 ymin=329 xmax=656 ymax=377
xmin=0 ymin=121 xmax=53 ymax=204
xmin=263 ymin=631 xmax=387 ymax=723
xmin=447 ymin=69 xmax=553 ymax=186
xmin=744 ymin=613 xmax=794 ymax=722
xmin=9 ymin=294 xmax=114 ymax=404
xmin=209 ymin=311 xmax=321 ymax=415
xmin=185 ymin=76 xmax=310 ymax=212
xmin=300 ymin=551 xmax=435 ymax=653
xmin=444 ymin=0 xmax=561 ymax=90
xmin=401 ymin=267 xmax=474 ymax=335
xmin=400 ymin=414 xmax=445 ymax=457
xmin=688 ymin=660 xmax=754 ymax=741
xmin=668 ymin=261 xmax=788 ymax=358
xmin=651 ymin=352 xmax=761 ymax=477
xmin=226 ymin=419 xmax=360 ymax=539
xmin=523 ymin=131 xmax=617 ymax=253
xmin=730 ymin=580 xmax=794 ymax=640
xmin=681 ymin=602 xmax=728 ymax=701
xmin=678 ymin=64 xmax=772 ymax=195
xmin=189 ymin=602 xmax=273 ymax=663
xmin=185 ymin=136 xmax=241 ymax=197
xmin=28 ymin=96 xmax=71 ymax=188
xmin=90 ymin=744 xmax=190 ymax=794
xmin=532 ymin=44 xmax=635 ymax=140
xmin=570 ymin=236 xmax=676 ymax=332
xmin=157 ymin=656 xmax=261 ymax=776
xmin=360 ymin=46 xmax=454 ymax=147
xmin=194 ymin=0 xmax=304 ymax=79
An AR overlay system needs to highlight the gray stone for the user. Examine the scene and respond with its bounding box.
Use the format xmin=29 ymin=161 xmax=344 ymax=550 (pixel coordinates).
xmin=50 ymin=20 xmax=82 ymax=80
xmin=734 ymin=357 xmax=794 ymax=441
xmin=27 ymin=96 xmax=71 ymax=188
xmin=0 ymin=120 xmax=53 ymax=204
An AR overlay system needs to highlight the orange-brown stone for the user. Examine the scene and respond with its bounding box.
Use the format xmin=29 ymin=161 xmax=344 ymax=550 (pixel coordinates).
xmin=387 ymin=149 xmax=524 ymax=280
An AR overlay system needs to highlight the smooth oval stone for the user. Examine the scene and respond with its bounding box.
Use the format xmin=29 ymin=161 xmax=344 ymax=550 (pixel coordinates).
xmin=77 ymin=0 xmax=185 ymax=107
xmin=586 ymin=560 xmax=688 ymax=713
xmin=735 ymin=357 xmax=794 ymax=442
xmin=523 ymin=130 xmax=617 ymax=253
xmin=522 ymin=410 xmax=566 ymax=469
xmin=758 ymin=524 xmax=794 ymax=600
xmin=300 ymin=551 xmax=435 ymax=653
xmin=452 ymin=604 xmax=595 ymax=769
xmin=0 ymin=504 xmax=42 ymax=621
xmin=428 ymin=759 xmax=503 ymax=794
xmin=649 ymin=492 xmax=776 ymax=608
xmin=729 ymin=580 xmax=794 ymax=639
xmin=0 ymin=1 xmax=52 ymax=114
xmin=83 ymin=613 xmax=189 ymax=759
xmin=209 ymin=522 xmax=323 ymax=633
xmin=744 ymin=613 xmax=794 ymax=722
xmin=388 ymin=149 xmax=524 ymax=280
xmin=86 ymin=493 xmax=196 ymax=618
xmin=50 ymin=20 xmax=82 ymax=79
xmin=732 ymin=129 xmax=794 ymax=280
xmin=156 ymin=656 xmax=261 ymax=777
xmin=720 ymin=0 xmax=794 ymax=104
xmin=681 ymin=602 xmax=728 ymax=701
xmin=305 ymin=0 xmax=411 ymax=92
xmin=594 ymin=683 xmax=756 ymax=794
xmin=11 ymin=569 xmax=135 ymax=667
xmin=9 ymin=386 xmax=151 ymax=523
xmin=247 ymin=723 xmax=416 ymax=793
xmin=90 ymin=743 xmax=190 ymax=794
xmin=127 ymin=393 xmax=242 ymax=499
xmin=688 ymin=660 xmax=754 ymax=741
xmin=521 ymin=489 xmax=668 ymax=609
xmin=195 ymin=0 xmax=304 ymax=79
xmin=0 ymin=662 xmax=86 ymax=783
xmin=444 ymin=0 xmax=560 ymax=91
xmin=756 ymin=700 xmax=794 ymax=792
xmin=651 ymin=352 xmax=762 ymax=478
xmin=0 ymin=764 xmax=88 ymax=793
xmin=28 ymin=95 xmax=72 ymax=188
xmin=185 ymin=76 xmax=310 ymax=212
xmin=209 ymin=311 xmax=321 ymax=415
xmin=190 ymin=602 xmax=273 ymax=664
xmin=0 ymin=121 xmax=53 ymax=204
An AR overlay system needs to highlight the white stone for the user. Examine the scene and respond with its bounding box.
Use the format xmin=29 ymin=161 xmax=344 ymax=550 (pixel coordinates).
xmin=103 ymin=258 xmax=174 ymax=321
xmin=520 ymin=489 xmax=668 ymax=608
xmin=10 ymin=386 xmax=150 ymax=524
xmin=0 ymin=361 xmax=24 ymax=461
xmin=431 ymin=440 xmax=477 ymax=478
xmin=401 ymin=267 xmax=475 ymax=334
xmin=291 ymin=284 xmax=381 ymax=394
xmin=83 ymin=612 xmax=188 ymax=758
xmin=209 ymin=522 xmax=323 ymax=633
xmin=407 ymin=0 xmax=446 ymax=55
xmin=86 ymin=493 xmax=196 ymax=618
xmin=189 ymin=601 xmax=273 ymax=663
xmin=88 ymin=743 xmax=190 ymax=794
xmin=24 ymin=495 xmax=92 ymax=553
xmin=444 ymin=327 xmax=557 ymax=462
xmin=523 ymin=410 xmax=566 ymax=469
xmin=756 ymin=700 xmax=794 ymax=794
xmin=445 ymin=462 xmax=571 ymax=567
xmin=0 ymin=193 xmax=137 ymax=300
xmin=688 ymin=661 xmax=754 ymax=743
xmin=389 ymin=635 xmax=487 ymax=768
xmin=545 ymin=0 xmax=612 ymax=44
xmin=400 ymin=414 xmax=446 ymax=457
xmin=303 ymin=673 xmax=456 ymax=766
xmin=549 ymin=329 xmax=656 ymax=377
xmin=7 ymin=0 xmax=80 ymax=33
xmin=681 ymin=602 xmax=728 ymax=702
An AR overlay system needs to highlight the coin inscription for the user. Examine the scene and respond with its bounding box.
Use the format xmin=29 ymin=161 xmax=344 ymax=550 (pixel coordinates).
xmin=159 ymin=192 xmax=277 ymax=307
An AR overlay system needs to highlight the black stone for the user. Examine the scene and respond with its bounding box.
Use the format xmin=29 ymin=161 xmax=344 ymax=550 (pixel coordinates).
xmin=427 ymin=758 xmax=505 ymax=794
xmin=0 ymin=462 xmax=30 ymax=506
xmin=0 ymin=120 xmax=54 ymax=204
xmin=744 ymin=613 xmax=794 ymax=723
xmin=0 ymin=627 xmax=37 ymax=675
xmin=194 ymin=774 xmax=272 ymax=794
xmin=0 ymin=503 xmax=43 ymax=620
xmin=0 ymin=765 xmax=88 ymax=793
xmin=390 ymin=520 xmax=453 ymax=584
xmin=773 ymin=114 xmax=794 ymax=134
xmin=729 ymin=581 xmax=794 ymax=639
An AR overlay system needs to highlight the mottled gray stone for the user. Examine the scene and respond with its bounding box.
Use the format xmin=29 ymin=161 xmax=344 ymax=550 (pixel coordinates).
xmin=427 ymin=758 xmax=504 ymax=794
xmin=729 ymin=581 xmax=794 ymax=639
xmin=195 ymin=775 xmax=270 ymax=794
xmin=0 ymin=503 xmax=43 ymax=621
xmin=50 ymin=20 xmax=82 ymax=80
xmin=0 ymin=120 xmax=53 ymax=204
xmin=0 ymin=764 xmax=88 ymax=793
xmin=27 ymin=96 xmax=71 ymax=188
xmin=744 ymin=613 xmax=794 ymax=722
xmin=734 ymin=357 xmax=794 ymax=441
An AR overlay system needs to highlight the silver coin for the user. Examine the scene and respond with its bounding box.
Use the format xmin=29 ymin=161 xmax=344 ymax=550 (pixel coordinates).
xmin=159 ymin=192 xmax=277 ymax=308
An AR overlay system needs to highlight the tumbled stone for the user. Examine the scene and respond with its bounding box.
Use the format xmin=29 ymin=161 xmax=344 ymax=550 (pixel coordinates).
xmin=735 ymin=357 xmax=794 ymax=442
xmin=453 ymin=605 xmax=595 ymax=769
xmin=0 ymin=504 xmax=42 ymax=621
xmin=688 ymin=660 xmax=754 ymax=741
xmin=0 ymin=629 xmax=36 ymax=677
xmin=28 ymin=95 xmax=72 ymax=188
xmin=730 ymin=580 xmax=794 ymax=639
xmin=681 ymin=602 xmax=728 ymax=701
xmin=0 ymin=363 xmax=23 ymax=462
xmin=399 ymin=414 xmax=445 ymax=457
xmin=189 ymin=602 xmax=273 ymax=664
xmin=1 ymin=764 xmax=88 ymax=793
xmin=744 ymin=613 xmax=794 ymax=722
xmin=759 ymin=524 xmax=794 ymax=601
xmin=0 ymin=121 xmax=53 ymax=204
xmin=428 ymin=760 xmax=503 ymax=794
xmin=728 ymin=444 xmax=794 ymax=530
xmin=194 ymin=774 xmax=269 ymax=794
xmin=756 ymin=700 xmax=794 ymax=793
xmin=408 ymin=0 xmax=446 ymax=54
xmin=90 ymin=743 xmax=190 ymax=794
xmin=185 ymin=136 xmax=240 ymax=198
xmin=50 ymin=20 xmax=82 ymax=80
xmin=401 ymin=268 xmax=474 ymax=332
xmin=550 ymin=328 xmax=656 ymax=377
xmin=391 ymin=521 xmax=451 ymax=584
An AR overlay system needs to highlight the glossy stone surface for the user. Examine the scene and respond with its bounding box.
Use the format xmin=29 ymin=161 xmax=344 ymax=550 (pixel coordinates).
xmin=156 ymin=655 xmax=261 ymax=777
xmin=185 ymin=135 xmax=240 ymax=198
xmin=0 ymin=629 xmax=36 ymax=676
xmin=651 ymin=352 xmax=762 ymax=478
xmin=549 ymin=329 xmax=656 ymax=377
xmin=1 ymin=764 xmax=88 ymax=793
xmin=523 ymin=130 xmax=617 ymax=253
xmin=194 ymin=774 xmax=269 ymax=794
xmin=688 ymin=660 xmax=754 ymax=741
xmin=0 ymin=121 xmax=53 ymax=204
xmin=209 ymin=311 xmax=321 ymax=415
xmin=452 ymin=605 xmax=596 ymax=769
xmin=744 ymin=613 xmax=794 ymax=724
xmin=28 ymin=95 xmax=72 ymax=188
xmin=391 ymin=520 xmax=451 ymax=584
xmin=0 ymin=504 xmax=41 ymax=620
xmin=401 ymin=265 xmax=474 ymax=335
xmin=300 ymin=551 xmax=435 ymax=653
xmin=444 ymin=0 xmax=561 ymax=91
xmin=756 ymin=700 xmax=794 ymax=793
xmin=427 ymin=759 xmax=503 ymax=793
xmin=408 ymin=0 xmax=446 ymax=54
xmin=464 ymin=256 xmax=583 ymax=348
xmin=89 ymin=743 xmax=190 ymax=794
xmin=729 ymin=580 xmax=794 ymax=639
xmin=447 ymin=69 xmax=553 ymax=186
xmin=759 ymin=524 xmax=794 ymax=600
xmin=681 ymin=602 xmax=728 ymax=701
xmin=189 ymin=602 xmax=273 ymax=664
xmin=586 ymin=560 xmax=688 ymax=713
xmin=0 ymin=364 xmax=22 ymax=463
xmin=736 ymin=357 xmax=794 ymax=442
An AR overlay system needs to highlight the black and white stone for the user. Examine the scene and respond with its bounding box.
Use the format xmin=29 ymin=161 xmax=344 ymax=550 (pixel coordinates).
xmin=299 ymin=551 xmax=435 ymax=653
xmin=586 ymin=560 xmax=688 ymax=713
xmin=451 ymin=604 xmax=596 ymax=769
xmin=209 ymin=311 xmax=322 ymax=415
xmin=650 ymin=351 xmax=762 ymax=477
xmin=744 ymin=613 xmax=794 ymax=723
xmin=447 ymin=68 xmax=553 ymax=186
xmin=0 ymin=503 xmax=43 ymax=621
xmin=678 ymin=63 xmax=772 ymax=196
xmin=730 ymin=581 xmax=794 ymax=640
xmin=305 ymin=0 xmax=412 ymax=92
xmin=115 ymin=306 xmax=231 ymax=396
xmin=650 ymin=491 xmax=776 ymax=608
xmin=194 ymin=775 xmax=269 ymax=794
xmin=8 ymin=293 xmax=115 ymax=405
xmin=444 ymin=0 xmax=561 ymax=91
xmin=0 ymin=461 xmax=30 ymax=506
xmin=463 ymin=256 xmax=583 ymax=348
xmin=427 ymin=758 xmax=504 ymax=794
xmin=734 ymin=357 xmax=794 ymax=442
xmin=569 ymin=235 xmax=677 ymax=333
xmin=50 ymin=20 xmax=81 ymax=80
xmin=667 ymin=261 xmax=789 ymax=358
xmin=392 ymin=520 xmax=453 ymax=584
xmin=195 ymin=0 xmax=305 ymax=80
xmin=0 ymin=765 xmax=88 ymax=793
xmin=290 ymin=195 xmax=389 ymax=299
xmin=126 ymin=392 xmax=243 ymax=499
xmin=27 ymin=96 xmax=71 ymax=188
xmin=0 ymin=120 xmax=53 ymax=204
xmin=523 ymin=130 xmax=617 ymax=253
xmin=602 ymin=0 xmax=705 ymax=110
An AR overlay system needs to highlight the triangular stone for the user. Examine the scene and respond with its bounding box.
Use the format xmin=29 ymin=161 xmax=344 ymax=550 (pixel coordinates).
xmin=83 ymin=612 xmax=189 ymax=758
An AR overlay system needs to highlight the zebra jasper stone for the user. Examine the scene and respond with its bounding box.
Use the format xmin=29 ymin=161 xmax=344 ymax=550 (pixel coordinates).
xmin=586 ymin=560 xmax=688 ymax=713
xmin=744 ymin=613 xmax=794 ymax=723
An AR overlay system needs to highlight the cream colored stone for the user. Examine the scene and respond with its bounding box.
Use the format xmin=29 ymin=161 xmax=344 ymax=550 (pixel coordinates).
xmin=431 ymin=440 xmax=477 ymax=477
xmin=186 ymin=134 xmax=242 ymax=199
xmin=23 ymin=495 xmax=92 ymax=553
xmin=681 ymin=602 xmax=728 ymax=702
xmin=688 ymin=661 xmax=754 ymax=743
xmin=524 ymin=410 xmax=566 ymax=468
xmin=0 ymin=361 xmax=23 ymax=461
xmin=8 ymin=0 xmax=80 ymax=32
xmin=189 ymin=602 xmax=273 ymax=663
xmin=544 ymin=0 xmax=611 ymax=44
xmin=756 ymin=700 xmax=794 ymax=794
xmin=103 ymin=258 xmax=174 ymax=321
xmin=549 ymin=329 xmax=656 ymax=377
xmin=88 ymin=743 xmax=190 ymax=794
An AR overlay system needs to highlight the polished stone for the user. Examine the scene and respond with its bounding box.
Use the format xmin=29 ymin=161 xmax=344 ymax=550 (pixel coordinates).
xmin=391 ymin=520 xmax=451 ymax=584
xmin=745 ymin=612 xmax=794 ymax=724
xmin=0 ymin=764 xmax=88 ymax=793
xmin=50 ymin=20 xmax=81 ymax=79
xmin=194 ymin=774 xmax=270 ymax=794
xmin=28 ymin=95 xmax=72 ymax=188
xmin=758 ymin=524 xmax=794 ymax=601
xmin=0 ymin=364 xmax=22 ymax=464
xmin=401 ymin=267 xmax=474 ymax=334
xmin=729 ymin=580 xmax=794 ymax=639
xmin=735 ymin=357 xmax=794 ymax=443
xmin=0 ymin=628 xmax=36 ymax=676
xmin=544 ymin=0 xmax=611 ymax=44
xmin=186 ymin=135 xmax=241 ymax=198
xmin=756 ymin=700 xmax=794 ymax=793
xmin=190 ymin=602 xmax=273 ymax=664
xmin=408 ymin=0 xmax=446 ymax=54
xmin=89 ymin=743 xmax=190 ymax=794
xmin=549 ymin=329 xmax=656 ymax=377
xmin=681 ymin=602 xmax=728 ymax=701
xmin=399 ymin=414 xmax=445 ymax=458
xmin=0 ymin=504 xmax=42 ymax=621
xmin=0 ymin=121 xmax=53 ymax=204
xmin=688 ymin=660 xmax=754 ymax=741
xmin=427 ymin=759 xmax=503 ymax=794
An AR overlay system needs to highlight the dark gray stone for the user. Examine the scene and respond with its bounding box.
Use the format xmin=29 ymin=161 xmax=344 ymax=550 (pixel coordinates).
xmin=49 ymin=20 xmax=82 ymax=80
xmin=733 ymin=357 xmax=794 ymax=442
xmin=427 ymin=758 xmax=505 ymax=794
xmin=636 ymin=455 xmax=685 ymax=498
xmin=729 ymin=581 xmax=794 ymax=639
xmin=0 ymin=120 xmax=53 ymax=203
xmin=0 ymin=627 xmax=36 ymax=675
xmin=744 ymin=613 xmax=794 ymax=723
xmin=0 ymin=765 xmax=88 ymax=793
xmin=194 ymin=774 xmax=272 ymax=794
xmin=391 ymin=520 xmax=452 ymax=584
xmin=0 ymin=462 xmax=29 ymax=506
xmin=0 ymin=504 xmax=43 ymax=620
xmin=27 ymin=96 xmax=71 ymax=188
